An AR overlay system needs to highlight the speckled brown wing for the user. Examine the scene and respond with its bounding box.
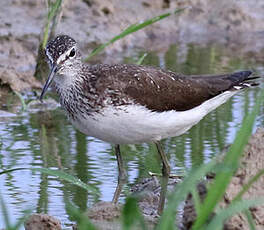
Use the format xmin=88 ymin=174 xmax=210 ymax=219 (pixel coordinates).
xmin=87 ymin=64 xmax=253 ymax=112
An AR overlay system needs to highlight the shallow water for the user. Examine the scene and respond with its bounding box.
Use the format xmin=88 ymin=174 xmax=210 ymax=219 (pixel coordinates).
xmin=0 ymin=43 xmax=264 ymax=229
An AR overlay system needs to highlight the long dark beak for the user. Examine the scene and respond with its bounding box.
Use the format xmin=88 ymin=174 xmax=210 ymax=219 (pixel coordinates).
xmin=40 ymin=64 xmax=57 ymax=102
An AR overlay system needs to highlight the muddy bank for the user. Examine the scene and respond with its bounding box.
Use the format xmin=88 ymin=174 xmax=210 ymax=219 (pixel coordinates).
xmin=223 ymin=128 xmax=264 ymax=230
xmin=182 ymin=128 xmax=264 ymax=230
xmin=1 ymin=0 xmax=264 ymax=93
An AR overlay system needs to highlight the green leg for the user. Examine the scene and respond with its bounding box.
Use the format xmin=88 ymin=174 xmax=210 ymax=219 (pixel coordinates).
xmin=155 ymin=141 xmax=171 ymax=176
xmin=112 ymin=144 xmax=127 ymax=203
xmin=155 ymin=141 xmax=170 ymax=214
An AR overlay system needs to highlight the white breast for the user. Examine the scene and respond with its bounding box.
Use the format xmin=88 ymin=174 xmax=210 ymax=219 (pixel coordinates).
xmin=70 ymin=90 xmax=237 ymax=144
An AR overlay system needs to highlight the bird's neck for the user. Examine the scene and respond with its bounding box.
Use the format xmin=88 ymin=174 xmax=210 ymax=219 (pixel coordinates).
xmin=54 ymin=63 xmax=83 ymax=93
xmin=54 ymin=70 xmax=102 ymax=120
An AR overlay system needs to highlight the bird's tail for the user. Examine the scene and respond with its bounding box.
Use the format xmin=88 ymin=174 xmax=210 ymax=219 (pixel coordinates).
xmin=228 ymin=71 xmax=260 ymax=90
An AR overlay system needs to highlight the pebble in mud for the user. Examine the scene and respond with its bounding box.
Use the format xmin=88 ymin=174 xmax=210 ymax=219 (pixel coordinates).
xmin=24 ymin=213 xmax=61 ymax=230
xmin=84 ymin=202 xmax=122 ymax=230
xmin=87 ymin=201 xmax=122 ymax=221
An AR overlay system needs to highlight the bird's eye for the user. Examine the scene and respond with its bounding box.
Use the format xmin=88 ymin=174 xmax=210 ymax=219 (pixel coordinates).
xmin=69 ymin=48 xmax=76 ymax=58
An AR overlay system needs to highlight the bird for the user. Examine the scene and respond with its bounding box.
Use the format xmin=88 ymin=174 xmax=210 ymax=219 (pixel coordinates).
xmin=40 ymin=35 xmax=258 ymax=213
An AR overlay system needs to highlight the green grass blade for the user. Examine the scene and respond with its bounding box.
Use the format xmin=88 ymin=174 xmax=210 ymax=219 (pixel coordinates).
xmin=156 ymin=159 xmax=218 ymax=230
xmin=192 ymin=89 xmax=264 ymax=230
xmin=136 ymin=53 xmax=148 ymax=65
xmin=233 ymin=169 xmax=264 ymax=203
xmin=0 ymin=167 xmax=28 ymax=175
xmin=0 ymin=167 xmax=98 ymax=194
xmin=0 ymin=193 xmax=10 ymax=228
xmin=230 ymin=169 xmax=264 ymax=230
xmin=42 ymin=0 xmax=62 ymax=49
xmin=66 ymin=200 xmax=97 ymax=230
xmin=13 ymin=209 xmax=32 ymax=230
xmin=190 ymin=187 xmax=202 ymax=217
xmin=122 ymin=196 xmax=147 ymax=230
xmin=244 ymin=209 xmax=256 ymax=230
xmin=230 ymin=170 xmax=264 ymax=230
xmin=14 ymin=91 xmax=27 ymax=111
xmin=205 ymin=198 xmax=264 ymax=230
xmin=84 ymin=8 xmax=185 ymax=61
xmin=32 ymin=168 xmax=98 ymax=194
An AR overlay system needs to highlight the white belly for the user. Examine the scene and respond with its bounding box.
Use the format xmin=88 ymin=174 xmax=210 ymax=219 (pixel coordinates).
xmin=70 ymin=91 xmax=237 ymax=144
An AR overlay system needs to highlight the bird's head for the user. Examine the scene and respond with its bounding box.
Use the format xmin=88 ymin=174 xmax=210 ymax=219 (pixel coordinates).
xmin=40 ymin=35 xmax=81 ymax=101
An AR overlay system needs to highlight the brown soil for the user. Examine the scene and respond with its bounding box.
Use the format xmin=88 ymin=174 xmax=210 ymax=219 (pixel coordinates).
xmin=24 ymin=213 xmax=61 ymax=230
